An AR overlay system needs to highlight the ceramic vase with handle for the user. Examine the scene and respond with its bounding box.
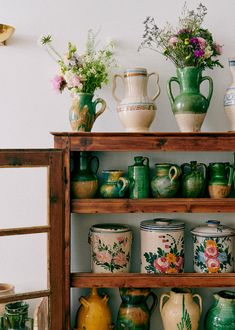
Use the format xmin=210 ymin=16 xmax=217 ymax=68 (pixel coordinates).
xmin=224 ymin=58 xmax=235 ymax=130
xmin=208 ymin=162 xmax=234 ymax=198
xmin=160 ymin=288 xmax=202 ymax=330
xmin=128 ymin=156 xmax=150 ymax=199
xmin=181 ymin=161 xmax=207 ymax=198
xmin=0 ymin=301 xmax=33 ymax=330
xmin=112 ymin=68 xmax=160 ymax=132
xmin=100 ymin=170 xmax=129 ymax=198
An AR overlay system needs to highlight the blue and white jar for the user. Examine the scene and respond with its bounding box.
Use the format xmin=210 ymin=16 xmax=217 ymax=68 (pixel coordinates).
xmin=224 ymin=58 xmax=235 ymax=130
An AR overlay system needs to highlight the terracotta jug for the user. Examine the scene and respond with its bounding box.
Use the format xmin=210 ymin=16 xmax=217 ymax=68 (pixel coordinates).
xmin=160 ymin=288 xmax=202 ymax=330
xmin=205 ymin=290 xmax=235 ymax=329
xmin=181 ymin=161 xmax=207 ymax=198
xmin=75 ymin=288 xmax=113 ymax=330
xmin=208 ymin=162 xmax=233 ymax=198
xmin=117 ymin=288 xmax=157 ymax=330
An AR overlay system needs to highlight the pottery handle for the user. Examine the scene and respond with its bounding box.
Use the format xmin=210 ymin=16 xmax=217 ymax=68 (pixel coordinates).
xmin=167 ymin=77 xmax=180 ymax=106
xmin=169 ymin=165 xmax=181 ymax=182
xmin=94 ymin=98 xmax=106 ymax=120
xmin=159 ymin=293 xmax=170 ymax=313
xmin=112 ymin=74 xmax=124 ymax=102
xmin=181 ymin=162 xmax=191 ymax=174
xmin=147 ymin=291 xmax=158 ymax=315
xmin=200 ymin=76 xmax=213 ymax=105
xmin=147 ymin=72 xmax=161 ymax=101
xmin=118 ymin=177 xmax=129 ymax=197
xmin=90 ymin=155 xmax=99 ymax=174
xmin=226 ymin=164 xmax=234 ymax=187
xmin=143 ymin=156 xmax=150 ymax=167
xmin=198 ymin=163 xmax=207 ymax=178
xmin=193 ymin=294 xmax=203 ymax=314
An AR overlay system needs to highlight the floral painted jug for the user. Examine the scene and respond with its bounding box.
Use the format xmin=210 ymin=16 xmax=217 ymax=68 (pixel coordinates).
xmin=128 ymin=156 xmax=150 ymax=199
xmin=181 ymin=161 xmax=207 ymax=198
xmin=208 ymin=162 xmax=234 ymax=198
xmin=117 ymin=288 xmax=157 ymax=330
xmin=205 ymin=290 xmax=235 ymax=329
xmin=160 ymin=288 xmax=202 ymax=330
xmin=100 ymin=170 xmax=129 ymax=198
xmin=224 ymin=58 xmax=235 ymax=131
xmin=112 ymin=68 xmax=160 ymax=132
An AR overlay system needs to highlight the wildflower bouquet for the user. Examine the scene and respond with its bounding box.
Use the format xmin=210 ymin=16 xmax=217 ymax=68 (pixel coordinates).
xmin=40 ymin=30 xmax=116 ymax=95
xmin=139 ymin=3 xmax=223 ymax=70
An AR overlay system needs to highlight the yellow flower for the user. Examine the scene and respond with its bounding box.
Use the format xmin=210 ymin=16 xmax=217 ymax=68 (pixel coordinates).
xmin=166 ymin=253 xmax=177 ymax=264
xmin=206 ymin=240 xmax=217 ymax=248
xmin=184 ymin=38 xmax=190 ymax=45
xmin=166 ymin=267 xmax=178 ymax=274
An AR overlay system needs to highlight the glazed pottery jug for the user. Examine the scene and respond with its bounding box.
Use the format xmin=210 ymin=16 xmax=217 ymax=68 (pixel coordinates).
xmin=0 ymin=301 xmax=33 ymax=329
xmin=167 ymin=67 xmax=213 ymax=132
xmin=205 ymin=290 xmax=235 ymax=329
xmin=89 ymin=223 xmax=132 ymax=273
xmin=191 ymin=220 xmax=235 ymax=273
xmin=128 ymin=156 xmax=150 ymax=199
xmin=208 ymin=162 xmax=233 ymax=198
xmin=160 ymin=288 xmax=202 ymax=330
xmin=69 ymin=93 xmax=106 ymax=131
xmin=151 ymin=163 xmax=181 ymax=198
xmin=71 ymin=151 xmax=99 ymax=199
xmin=117 ymin=288 xmax=157 ymax=330
xmin=140 ymin=218 xmax=184 ymax=274
xmin=224 ymin=58 xmax=235 ymax=130
xmin=0 ymin=283 xmax=14 ymax=316
xmin=112 ymin=68 xmax=160 ymax=132
xmin=100 ymin=170 xmax=129 ymax=198
xmin=181 ymin=161 xmax=207 ymax=198
xmin=75 ymin=288 xmax=113 ymax=330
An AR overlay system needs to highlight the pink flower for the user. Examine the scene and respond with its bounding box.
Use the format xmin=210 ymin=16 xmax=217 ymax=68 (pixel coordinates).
xmin=213 ymin=43 xmax=223 ymax=55
xmin=204 ymin=246 xmax=219 ymax=259
xmin=175 ymin=256 xmax=184 ymax=270
xmin=169 ymin=36 xmax=178 ymax=46
xmin=197 ymin=37 xmax=207 ymax=48
xmin=113 ymin=252 xmax=127 ymax=266
xmin=194 ymin=49 xmax=204 ymax=58
xmin=95 ymin=251 xmax=112 ymax=264
xmin=51 ymin=75 xmax=65 ymax=93
xmin=71 ymin=75 xmax=82 ymax=87
xmin=154 ymin=257 xmax=170 ymax=273
xmin=206 ymin=258 xmax=220 ymax=273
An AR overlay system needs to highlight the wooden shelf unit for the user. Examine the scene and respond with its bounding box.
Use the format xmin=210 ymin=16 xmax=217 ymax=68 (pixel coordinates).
xmin=52 ymin=132 xmax=235 ymax=330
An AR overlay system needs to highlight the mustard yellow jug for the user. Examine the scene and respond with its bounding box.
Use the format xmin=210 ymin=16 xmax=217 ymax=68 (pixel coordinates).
xmin=75 ymin=288 xmax=113 ymax=330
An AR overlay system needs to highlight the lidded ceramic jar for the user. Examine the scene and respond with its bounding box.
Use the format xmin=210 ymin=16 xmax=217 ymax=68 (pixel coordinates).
xmin=191 ymin=220 xmax=235 ymax=273
xmin=89 ymin=224 xmax=132 ymax=273
xmin=140 ymin=218 xmax=185 ymax=274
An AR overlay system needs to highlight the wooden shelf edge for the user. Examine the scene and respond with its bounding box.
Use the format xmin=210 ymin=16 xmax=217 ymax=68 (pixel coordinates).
xmin=71 ymin=272 xmax=235 ymax=288
xmin=71 ymin=198 xmax=235 ymax=214
xmin=0 ymin=289 xmax=50 ymax=304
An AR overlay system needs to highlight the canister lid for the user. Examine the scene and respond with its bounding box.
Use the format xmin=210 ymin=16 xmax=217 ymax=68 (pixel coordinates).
xmin=140 ymin=218 xmax=185 ymax=231
xmin=190 ymin=220 xmax=235 ymax=237
xmin=90 ymin=223 xmax=131 ymax=233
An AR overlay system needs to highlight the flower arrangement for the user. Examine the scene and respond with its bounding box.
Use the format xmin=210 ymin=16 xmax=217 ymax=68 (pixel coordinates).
xmin=40 ymin=30 xmax=116 ymax=95
xmin=139 ymin=3 xmax=223 ymax=70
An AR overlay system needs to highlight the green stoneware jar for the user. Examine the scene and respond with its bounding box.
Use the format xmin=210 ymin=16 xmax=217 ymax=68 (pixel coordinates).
xmin=71 ymin=151 xmax=99 ymax=199
xmin=100 ymin=170 xmax=129 ymax=198
xmin=128 ymin=156 xmax=150 ymax=199
xmin=208 ymin=162 xmax=234 ymax=198
xmin=181 ymin=161 xmax=207 ymax=198
xmin=69 ymin=93 xmax=106 ymax=132
xmin=151 ymin=163 xmax=181 ymax=198
xmin=117 ymin=288 xmax=157 ymax=330
xmin=205 ymin=290 xmax=235 ymax=329
xmin=167 ymin=67 xmax=213 ymax=132
xmin=0 ymin=301 xmax=33 ymax=330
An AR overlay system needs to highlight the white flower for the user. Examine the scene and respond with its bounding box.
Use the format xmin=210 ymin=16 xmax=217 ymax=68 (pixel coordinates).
xmin=204 ymin=46 xmax=213 ymax=59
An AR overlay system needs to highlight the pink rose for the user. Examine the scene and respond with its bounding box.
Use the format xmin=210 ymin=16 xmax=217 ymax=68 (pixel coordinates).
xmin=197 ymin=37 xmax=207 ymax=48
xmin=154 ymin=257 xmax=170 ymax=273
xmin=204 ymin=246 xmax=219 ymax=259
xmin=175 ymin=256 xmax=184 ymax=270
xmin=113 ymin=252 xmax=127 ymax=266
xmin=169 ymin=36 xmax=178 ymax=46
xmin=95 ymin=251 xmax=112 ymax=264
xmin=206 ymin=258 xmax=220 ymax=273
xmin=51 ymin=75 xmax=65 ymax=93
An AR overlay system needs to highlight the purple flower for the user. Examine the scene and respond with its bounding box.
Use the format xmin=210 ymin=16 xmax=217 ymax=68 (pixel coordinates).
xmin=194 ymin=49 xmax=205 ymax=58
xmin=190 ymin=37 xmax=199 ymax=44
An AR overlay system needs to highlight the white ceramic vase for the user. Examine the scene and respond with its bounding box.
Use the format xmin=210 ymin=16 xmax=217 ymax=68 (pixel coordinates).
xmin=224 ymin=58 xmax=235 ymax=130
xmin=112 ymin=68 xmax=160 ymax=132
xmin=0 ymin=283 xmax=15 ymax=316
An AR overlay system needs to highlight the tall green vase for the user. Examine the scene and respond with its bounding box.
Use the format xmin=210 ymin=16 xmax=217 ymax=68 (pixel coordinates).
xmin=167 ymin=67 xmax=213 ymax=132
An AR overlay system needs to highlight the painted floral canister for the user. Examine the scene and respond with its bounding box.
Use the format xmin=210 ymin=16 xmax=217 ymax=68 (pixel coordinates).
xmin=140 ymin=218 xmax=185 ymax=274
xmin=89 ymin=224 xmax=132 ymax=273
xmin=191 ymin=220 xmax=235 ymax=273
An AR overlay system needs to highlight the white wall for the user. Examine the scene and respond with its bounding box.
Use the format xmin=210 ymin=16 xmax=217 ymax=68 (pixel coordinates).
xmin=1 ymin=0 xmax=235 ymax=328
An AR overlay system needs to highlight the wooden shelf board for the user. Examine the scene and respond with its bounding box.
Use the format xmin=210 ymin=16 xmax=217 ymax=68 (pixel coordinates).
xmin=71 ymin=272 xmax=235 ymax=288
xmin=0 ymin=289 xmax=50 ymax=304
xmin=71 ymin=198 xmax=235 ymax=214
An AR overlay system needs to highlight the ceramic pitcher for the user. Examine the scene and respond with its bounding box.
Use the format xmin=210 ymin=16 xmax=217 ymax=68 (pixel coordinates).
xmin=205 ymin=290 xmax=235 ymax=329
xmin=100 ymin=170 xmax=129 ymax=198
xmin=0 ymin=301 xmax=33 ymax=330
xmin=160 ymin=288 xmax=202 ymax=330
xmin=128 ymin=156 xmax=150 ymax=198
xmin=181 ymin=161 xmax=207 ymax=198
xmin=151 ymin=163 xmax=181 ymax=198
xmin=75 ymin=288 xmax=113 ymax=330
xmin=224 ymin=58 xmax=235 ymax=131
xmin=117 ymin=288 xmax=157 ymax=330
xmin=112 ymin=68 xmax=160 ymax=132
xmin=208 ymin=162 xmax=234 ymax=198
xmin=71 ymin=151 xmax=99 ymax=199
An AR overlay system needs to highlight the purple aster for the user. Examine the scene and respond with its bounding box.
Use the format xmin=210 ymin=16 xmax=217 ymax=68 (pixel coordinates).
xmin=190 ymin=37 xmax=199 ymax=44
xmin=194 ymin=49 xmax=205 ymax=58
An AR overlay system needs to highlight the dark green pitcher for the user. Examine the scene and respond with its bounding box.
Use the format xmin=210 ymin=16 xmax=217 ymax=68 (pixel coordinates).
xmin=117 ymin=288 xmax=157 ymax=330
xmin=208 ymin=162 xmax=234 ymax=198
xmin=128 ymin=156 xmax=150 ymax=199
xmin=0 ymin=301 xmax=33 ymax=329
xmin=181 ymin=161 xmax=207 ymax=198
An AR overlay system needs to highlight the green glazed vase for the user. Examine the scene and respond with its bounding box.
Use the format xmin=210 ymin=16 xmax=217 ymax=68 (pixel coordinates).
xmin=208 ymin=162 xmax=234 ymax=198
xmin=69 ymin=93 xmax=106 ymax=132
xmin=0 ymin=301 xmax=33 ymax=329
xmin=128 ymin=156 xmax=150 ymax=199
xmin=151 ymin=163 xmax=181 ymax=198
xmin=205 ymin=290 xmax=235 ymax=329
xmin=100 ymin=170 xmax=129 ymax=198
xmin=117 ymin=288 xmax=157 ymax=330
xmin=181 ymin=161 xmax=207 ymax=198
xmin=167 ymin=67 xmax=213 ymax=132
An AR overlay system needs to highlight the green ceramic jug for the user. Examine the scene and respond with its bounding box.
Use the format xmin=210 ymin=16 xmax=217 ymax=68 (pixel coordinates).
xmin=151 ymin=163 xmax=181 ymax=198
xmin=205 ymin=290 xmax=235 ymax=329
xmin=128 ymin=156 xmax=150 ymax=199
xmin=208 ymin=162 xmax=234 ymax=198
xmin=100 ymin=170 xmax=129 ymax=198
xmin=181 ymin=161 xmax=207 ymax=198
xmin=117 ymin=288 xmax=157 ymax=330
xmin=0 ymin=301 xmax=33 ymax=329
xmin=71 ymin=151 xmax=99 ymax=199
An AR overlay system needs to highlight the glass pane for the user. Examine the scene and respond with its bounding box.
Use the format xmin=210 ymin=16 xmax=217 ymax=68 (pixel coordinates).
xmin=0 ymin=168 xmax=48 ymax=229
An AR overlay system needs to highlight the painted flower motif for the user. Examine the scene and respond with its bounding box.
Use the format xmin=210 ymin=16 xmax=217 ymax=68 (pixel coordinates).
xmin=206 ymin=258 xmax=220 ymax=273
xmin=154 ymin=257 xmax=170 ymax=273
xmin=166 ymin=253 xmax=177 ymax=264
xmin=113 ymin=252 xmax=127 ymax=267
xmin=95 ymin=251 xmax=112 ymax=264
xmin=175 ymin=256 xmax=184 ymax=270
xmin=204 ymin=246 xmax=219 ymax=259
xmin=206 ymin=240 xmax=217 ymax=248
xmin=165 ymin=267 xmax=178 ymax=274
